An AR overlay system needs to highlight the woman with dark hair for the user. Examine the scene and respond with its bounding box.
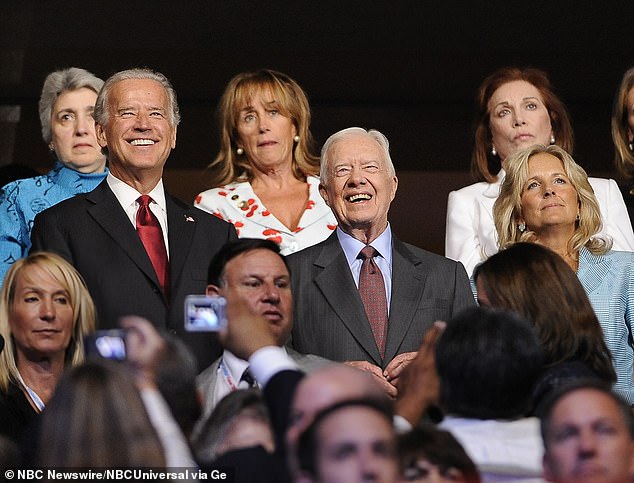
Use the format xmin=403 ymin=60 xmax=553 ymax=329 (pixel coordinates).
xmin=494 ymin=144 xmax=634 ymax=404
xmin=474 ymin=242 xmax=616 ymax=414
xmin=446 ymin=66 xmax=633 ymax=275
xmin=195 ymin=69 xmax=336 ymax=255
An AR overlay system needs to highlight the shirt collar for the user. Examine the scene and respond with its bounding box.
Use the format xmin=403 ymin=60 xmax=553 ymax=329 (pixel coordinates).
xmin=222 ymin=350 xmax=250 ymax=379
xmin=337 ymin=224 xmax=393 ymax=266
xmin=107 ymin=172 xmax=166 ymax=212
xmin=223 ymin=347 xmax=289 ymax=378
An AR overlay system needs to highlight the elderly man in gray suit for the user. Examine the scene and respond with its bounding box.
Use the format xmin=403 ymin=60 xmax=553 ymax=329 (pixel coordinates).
xmin=195 ymin=238 xmax=331 ymax=423
xmin=286 ymin=127 xmax=474 ymax=397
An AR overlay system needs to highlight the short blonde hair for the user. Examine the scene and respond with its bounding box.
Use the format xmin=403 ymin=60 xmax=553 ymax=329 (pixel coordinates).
xmin=0 ymin=252 xmax=96 ymax=392
xmin=493 ymin=144 xmax=610 ymax=255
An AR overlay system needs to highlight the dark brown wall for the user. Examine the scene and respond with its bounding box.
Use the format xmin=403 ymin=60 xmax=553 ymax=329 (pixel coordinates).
xmin=2 ymin=1 xmax=633 ymax=254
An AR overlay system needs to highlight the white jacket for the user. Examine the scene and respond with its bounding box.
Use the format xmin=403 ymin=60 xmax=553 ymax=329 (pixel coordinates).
xmin=445 ymin=170 xmax=634 ymax=275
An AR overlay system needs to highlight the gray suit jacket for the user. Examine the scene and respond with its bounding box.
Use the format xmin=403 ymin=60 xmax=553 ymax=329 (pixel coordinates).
xmin=286 ymin=231 xmax=474 ymax=368
xmin=30 ymin=180 xmax=237 ymax=370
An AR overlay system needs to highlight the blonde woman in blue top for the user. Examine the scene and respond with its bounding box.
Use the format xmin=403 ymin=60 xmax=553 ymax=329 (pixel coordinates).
xmin=0 ymin=68 xmax=108 ymax=284
xmin=494 ymin=144 xmax=634 ymax=404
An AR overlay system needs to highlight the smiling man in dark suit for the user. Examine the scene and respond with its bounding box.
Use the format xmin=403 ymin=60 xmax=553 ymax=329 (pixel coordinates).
xmin=30 ymin=68 xmax=236 ymax=370
xmin=286 ymin=127 xmax=474 ymax=397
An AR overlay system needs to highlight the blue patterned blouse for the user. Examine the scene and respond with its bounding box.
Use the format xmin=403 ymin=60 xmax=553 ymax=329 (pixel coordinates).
xmin=0 ymin=162 xmax=107 ymax=284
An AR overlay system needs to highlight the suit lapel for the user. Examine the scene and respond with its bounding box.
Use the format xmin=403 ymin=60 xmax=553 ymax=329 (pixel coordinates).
xmin=166 ymin=194 xmax=197 ymax=297
xmin=383 ymin=239 xmax=426 ymax=362
xmin=85 ymin=182 xmax=160 ymax=288
xmin=313 ymin=233 xmax=383 ymax=364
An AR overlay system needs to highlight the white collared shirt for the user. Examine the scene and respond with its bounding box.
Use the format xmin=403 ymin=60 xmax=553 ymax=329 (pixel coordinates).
xmin=107 ymin=173 xmax=169 ymax=254
xmin=336 ymin=225 xmax=393 ymax=311
xmin=211 ymin=348 xmax=297 ymax=409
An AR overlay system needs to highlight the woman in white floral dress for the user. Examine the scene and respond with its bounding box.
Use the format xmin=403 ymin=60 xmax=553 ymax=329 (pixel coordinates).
xmin=195 ymin=69 xmax=336 ymax=255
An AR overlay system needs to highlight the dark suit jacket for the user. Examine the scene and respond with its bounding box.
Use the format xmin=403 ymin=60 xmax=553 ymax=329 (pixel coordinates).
xmin=287 ymin=231 xmax=474 ymax=368
xmin=30 ymin=180 xmax=237 ymax=370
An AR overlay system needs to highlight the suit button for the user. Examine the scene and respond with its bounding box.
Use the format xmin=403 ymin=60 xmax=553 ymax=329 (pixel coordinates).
xmin=169 ymin=329 xmax=177 ymax=335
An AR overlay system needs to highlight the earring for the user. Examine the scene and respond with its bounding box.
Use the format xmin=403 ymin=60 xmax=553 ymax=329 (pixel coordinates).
xmin=629 ymin=142 xmax=633 ymax=151
xmin=48 ymin=143 xmax=55 ymax=152
xmin=293 ymin=135 xmax=300 ymax=143
xmin=236 ymin=147 xmax=244 ymax=155
xmin=491 ymin=146 xmax=497 ymax=157
xmin=550 ymin=133 xmax=555 ymax=145
xmin=518 ymin=222 xmax=526 ymax=232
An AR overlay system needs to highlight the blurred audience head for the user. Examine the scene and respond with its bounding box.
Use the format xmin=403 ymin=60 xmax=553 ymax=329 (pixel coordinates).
xmin=192 ymin=388 xmax=274 ymax=465
xmin=541 ymin=379 xmax=634 ymax=483
xmin=436 ymin=306 xmax=543 ymax=419
xmin=398 ymin=424 xmax=481 ymax=483
xmin=287 ymin=363 xmax=387 ymax=478
xmin=37 ymin=359 xmax=165 ymax=467
xmin=474 ymin=242 xmax=615 ymax=383
xmin=155 ymin=334 xmax=201 ymax=439
xmin=296 ymin=398 xmax=398 ymax=483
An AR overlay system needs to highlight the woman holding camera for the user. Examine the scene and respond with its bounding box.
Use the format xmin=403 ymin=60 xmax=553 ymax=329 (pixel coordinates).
xmin=0 ymin=252 xmax=95 ymax=443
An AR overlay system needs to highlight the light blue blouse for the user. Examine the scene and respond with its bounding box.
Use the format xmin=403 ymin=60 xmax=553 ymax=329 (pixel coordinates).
xmin=578 ymin=247 xmax=634 ymax=404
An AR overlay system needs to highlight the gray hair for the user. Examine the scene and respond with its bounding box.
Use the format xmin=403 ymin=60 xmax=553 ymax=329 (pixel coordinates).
xmin=38 ymin=67 xmax=104 ymax=144
xmin=93 ymin=68 xmax=181 ymax=128
xmin=319 ymin=127 xmax=396 ymax=184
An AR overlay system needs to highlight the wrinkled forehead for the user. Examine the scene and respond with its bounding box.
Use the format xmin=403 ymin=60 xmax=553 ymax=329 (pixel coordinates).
xmin=326 ymin=135 xmax=386 ymax=167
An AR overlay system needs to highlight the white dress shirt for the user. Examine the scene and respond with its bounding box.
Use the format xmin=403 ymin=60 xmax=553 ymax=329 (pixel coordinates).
xmin=107 ymin=173 xmax=169 ymax=254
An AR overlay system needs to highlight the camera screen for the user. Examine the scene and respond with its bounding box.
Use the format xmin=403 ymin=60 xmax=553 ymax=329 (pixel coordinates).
xmin=85 ymin=330 xmax=126 ymax=361
xmin=184 ymin=295 xmax=227 ymax=331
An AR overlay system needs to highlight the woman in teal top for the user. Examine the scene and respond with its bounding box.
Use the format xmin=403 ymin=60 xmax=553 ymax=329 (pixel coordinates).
xmin=0 ymin=67 xmax=108 ymax=284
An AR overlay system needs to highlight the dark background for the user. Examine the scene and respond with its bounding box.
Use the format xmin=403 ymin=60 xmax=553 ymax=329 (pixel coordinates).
xmin=1 ymin=1 xmax=633 ymax=254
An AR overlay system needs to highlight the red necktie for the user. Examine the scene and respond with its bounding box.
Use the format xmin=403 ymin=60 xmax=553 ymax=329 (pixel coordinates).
xmin=136 ymin=195 xmax=170 ymax=299
xmin=358 ymin=246 xmax=388 ymax=358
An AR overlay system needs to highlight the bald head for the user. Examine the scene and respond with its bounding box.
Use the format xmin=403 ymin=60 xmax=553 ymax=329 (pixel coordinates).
xmin=286 ymin=364 xmax=388 ymax=477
